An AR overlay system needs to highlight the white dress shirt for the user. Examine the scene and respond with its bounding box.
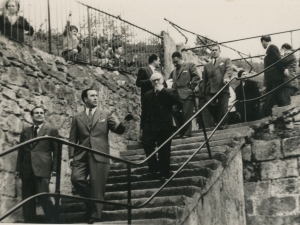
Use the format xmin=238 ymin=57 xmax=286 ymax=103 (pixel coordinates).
xmin=85 ymin=107 xmax=97 ymax=116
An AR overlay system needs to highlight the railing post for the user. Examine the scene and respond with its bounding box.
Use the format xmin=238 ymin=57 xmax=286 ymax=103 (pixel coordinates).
xmin=54 ymin=143 xmax=62 ymax=223
xmin=291 ymin=31 xmax=293 ymax=47
xmin=87 ymin=7 xmax=93 ymax=65
xmin=127 ymin=164 xmax=132 ymax=224
xmin=241 ymin=81 xmax=247 ymax=122
xmin=199 ymin=113 xmax=212 ymax=159
xmin=47 ymin=0 xmax=52 ymax=54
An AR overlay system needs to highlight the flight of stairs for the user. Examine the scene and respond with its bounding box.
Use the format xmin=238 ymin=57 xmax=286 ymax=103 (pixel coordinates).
xmin=54 ymin=120 xmax=266 ymax=224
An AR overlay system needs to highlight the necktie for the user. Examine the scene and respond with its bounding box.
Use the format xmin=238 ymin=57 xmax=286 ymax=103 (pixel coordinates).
xmin=88 ymin=109 xmax=93 ymax=128
xmin=155 ymin=90 xmax=159 ymax=96
xmin=34 ymin=126 xmax=39 ymax=137
xmin=213 ymin=58 xmax=216 ymax=65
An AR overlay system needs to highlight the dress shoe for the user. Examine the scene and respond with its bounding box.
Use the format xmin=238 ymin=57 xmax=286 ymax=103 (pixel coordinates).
xmin=182 ymin=135 xmax=191 ymax=139
xmin=174 ymin=134 xmax=183 ymax=139
xmin=88 ymin=218 xmax=102 ymax=224
xmin=151 ymin=171 xmax=160 ymax=180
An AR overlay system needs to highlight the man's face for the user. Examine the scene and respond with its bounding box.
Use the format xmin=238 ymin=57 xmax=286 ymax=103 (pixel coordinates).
xmin=117 ymin=47 xmax=124 ymax=55
xmin=7 ymin=1 xmax=18 ymax=14
xmin=261 ymin=40 xmax=268 ymax=49
xmin=172 ymin=57 xmax=183 ymax=69
xmin=151 ymin=76 xmax=164 ymax=88
xmin=85 ymin=90 xmax=98 ymax=108
xmin=211 ymin=46 xmax=220 ymax=58
xmin=153 ymin=57 xmax=161 ymax=68
xmin=241 ymin=71 xmax=248 ymax=78
xmin=31 ymin=108 xmax=45 ymax=124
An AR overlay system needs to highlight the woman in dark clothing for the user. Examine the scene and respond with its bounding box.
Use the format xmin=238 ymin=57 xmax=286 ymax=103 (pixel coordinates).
xmin=235 ymin=70 xmax=261 ymax=122
xmin=0 ymin=0 xmax=34 ymax=43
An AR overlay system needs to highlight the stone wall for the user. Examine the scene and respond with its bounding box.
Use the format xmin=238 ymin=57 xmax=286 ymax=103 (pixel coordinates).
xmin=0 ymin=36 xmax=141 ymax=222
xmin=243 ymin=138 xmax=300 ymax=224
xmin=182 ymin=134 xmax=247 ymax=225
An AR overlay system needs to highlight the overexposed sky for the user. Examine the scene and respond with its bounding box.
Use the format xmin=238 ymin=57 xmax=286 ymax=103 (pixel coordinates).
xmin=1 ymin=0 xmax=300 ymax=60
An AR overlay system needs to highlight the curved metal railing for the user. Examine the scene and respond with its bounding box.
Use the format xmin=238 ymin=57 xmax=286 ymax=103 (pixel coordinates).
xmin=1 ymin=47 xmax=299 ymax=224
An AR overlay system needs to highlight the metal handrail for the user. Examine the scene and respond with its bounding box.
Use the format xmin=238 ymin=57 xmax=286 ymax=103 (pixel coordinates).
xmin=184 ymin=28 xmax=300 ymax=51
xmin=1 ymin=48 xmax=299 ymax=224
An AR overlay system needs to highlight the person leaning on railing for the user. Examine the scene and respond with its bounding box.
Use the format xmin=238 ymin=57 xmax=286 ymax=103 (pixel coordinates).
xmin=0 ymin=0 xmax=34 ymax=43
xmin=61 ymin=12 xmax=81 ymax=61
xmin=280 ymin=43 xmax=299 ymax=96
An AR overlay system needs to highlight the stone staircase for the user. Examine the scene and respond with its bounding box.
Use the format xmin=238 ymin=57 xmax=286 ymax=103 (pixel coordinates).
xmin=52 ymin=120 xmax=265 ymax=224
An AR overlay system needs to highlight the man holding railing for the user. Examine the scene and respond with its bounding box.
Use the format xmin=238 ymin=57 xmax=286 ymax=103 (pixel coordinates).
xmin=202 ymin=45 xmax=233 ymax=127
xmin=260 ymin=35 xmax=290 ymax=117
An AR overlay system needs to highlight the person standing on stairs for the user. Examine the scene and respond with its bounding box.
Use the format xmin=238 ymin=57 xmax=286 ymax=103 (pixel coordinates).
xmin=15 ymin=106 xmax=60 ymax=223
xmin=202 ymin=45 xmax=233 ymax=127
xmin=169 ymin=51 xmax=200 ymax=138
xmin=136 ymin=54 xmax=162 ymax=145
xmin=260 ymin=35 xmax=290 ymax=117
xmin=68 ymin=88 xmax=131 ymax=224
xmin=141 ymin=73 xmax=177 ymax=181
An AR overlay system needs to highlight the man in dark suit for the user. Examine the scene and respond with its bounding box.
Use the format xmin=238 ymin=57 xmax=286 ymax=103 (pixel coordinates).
xmin=260 ymin=35 xmax=290 ymax=117
xmin=136 ymin=54 xmax=161 ymax=100
xmin=69 ymin=88 xmax=128 ymax=223
xmin=235 ymin=70 xmax=261 ymax=122
xmin=136 ymin=54 xmax=161 ymax=142
xmin=15 ymin=106 xmax=59 ymax=223
xmin=202 ymin=45 xmax=233 ymax=126
xmin=169 ymin=51 xmax=200 ymax=138
xmin=141 ymin=73 xmax=177 ymax=181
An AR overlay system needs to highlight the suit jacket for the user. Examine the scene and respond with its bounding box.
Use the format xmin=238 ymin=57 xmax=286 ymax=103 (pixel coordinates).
xmin=68 ymin=108 xmax=125 ymax=164
xmin=202 ymin=57 xmax=233 ymax=94
xmin=136 ymin=66 xmax=154 ymax=98
xmin=16 ymin=124 xmax=59 ymax=179
xmin=170 ymin=62 xmax=200 ymax=100
xmin=264 ymin=44 xmax=285 ymax=83
xmin=141 ymin=88 xmax=178 ymax=139
xmin=235 ymin=80 xmax=261 ymax=110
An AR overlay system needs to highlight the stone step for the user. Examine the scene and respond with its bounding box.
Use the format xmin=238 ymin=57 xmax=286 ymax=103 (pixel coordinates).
xmin=106 ymin=176 xmax=206 ymax=193
xmin=60 ymin=195 xmax=192 ymax=212
xmin=120 ymin=144 xmax=226 ymax=160
xmin=112 ymin=138 xmax=235 ymax=171
xmin=121 ymin=145 xmax=227 ymax=162
xmin=108 ymin=160 xmax=221 ymax=177
xmin=126 ymin=129 xmax=245 ymax=151
xmin=95 ymin=218 xmax=177 ymax=225
xmin=58 ymin=206 xmax=186 ymax=223
xmin=105 ymin=185 xmax=201 ymax=201
xmin=107 ymin=167 xmax=213 ymax=184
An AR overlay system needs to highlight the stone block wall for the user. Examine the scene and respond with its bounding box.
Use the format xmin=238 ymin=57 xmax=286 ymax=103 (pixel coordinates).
xmin=0 ymin=36 xmax=141 ymax=222
xmin=243 ymin=136 xmax=300 ymax=224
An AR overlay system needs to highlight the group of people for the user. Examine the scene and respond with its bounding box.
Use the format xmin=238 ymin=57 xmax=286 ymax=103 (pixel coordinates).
xmin=135 ymin=35 xmax=299 ymax=182
xmin=16 ymin=89 xmax=132 ymax=223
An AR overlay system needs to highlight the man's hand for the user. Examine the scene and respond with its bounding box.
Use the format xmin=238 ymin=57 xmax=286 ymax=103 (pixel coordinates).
xmin=224 ymin=78 xmax=230 ymax=84
xmin=155 ymin=83 xmax=164 ymax=91
xmin=15 ymin=172 xmax=19 ymax=179
xmin=166 ymin=79 xmax=173 ymax=89
xmin=284 ymin=69 xmax=289 ymax=76
xmin=69 ymin=158 xmax=74 ymax=168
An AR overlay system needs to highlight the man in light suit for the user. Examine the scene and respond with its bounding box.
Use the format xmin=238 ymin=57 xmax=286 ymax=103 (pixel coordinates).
xmin=169 ymin=51 xmax=200 ymax=138
xmin=15 ymin=106 xmax=59 ymax=223
xmin=260 ymin=35 xmax=290 ymax=117
xmin=202 ymin=45 xmax=233 ymax=126
xmin=69 ymin=88 xmax=128 ymax=223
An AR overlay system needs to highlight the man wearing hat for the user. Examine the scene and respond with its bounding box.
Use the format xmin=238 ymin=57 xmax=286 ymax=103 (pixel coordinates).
xmin=141 ymin=73 xmax=177 ymax=181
